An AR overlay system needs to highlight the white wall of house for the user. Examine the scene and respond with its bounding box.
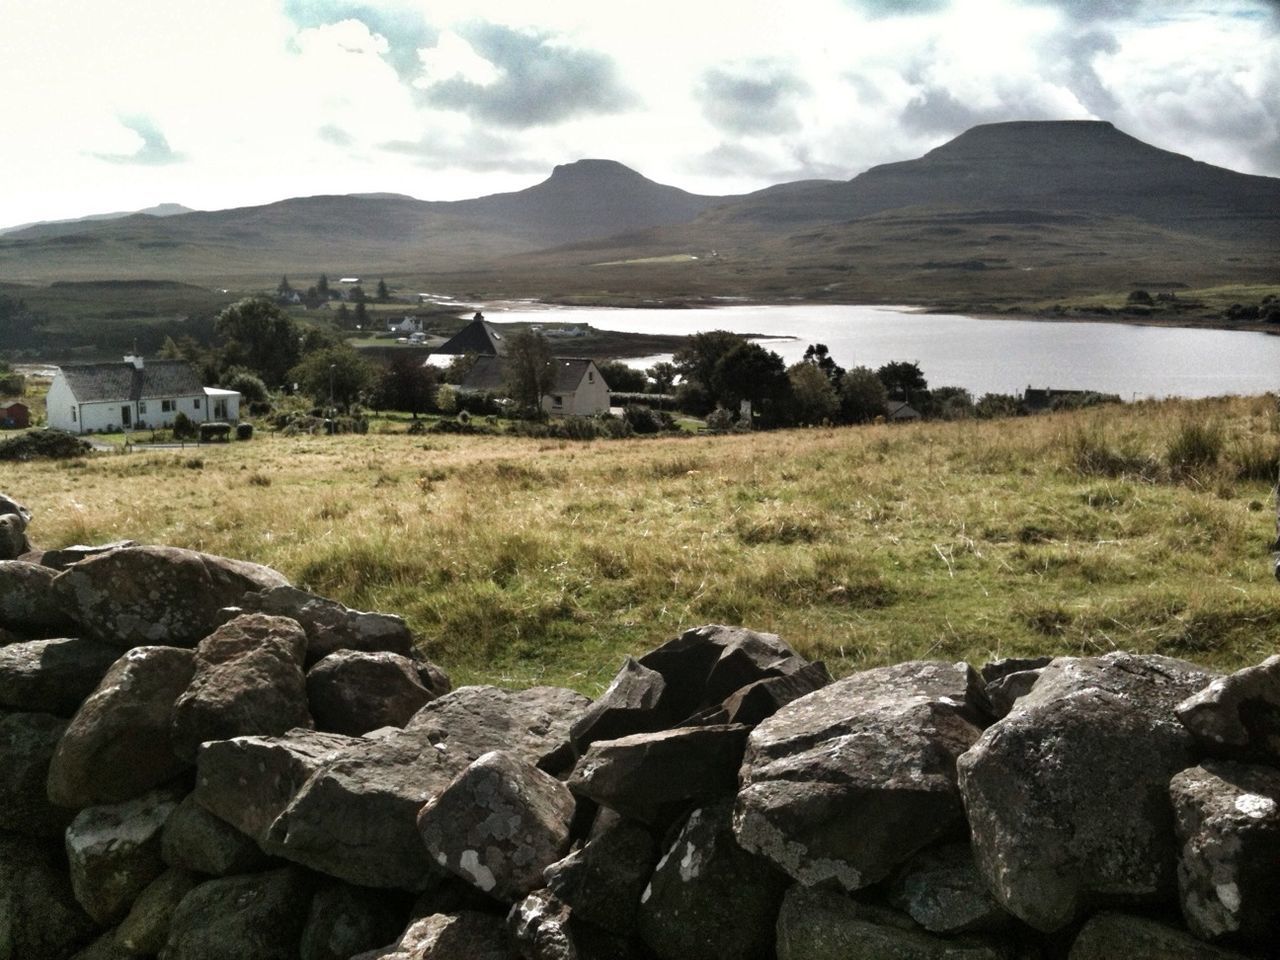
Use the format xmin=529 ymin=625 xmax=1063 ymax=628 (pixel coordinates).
xmin=542 ymin=364 xmax=611 ymax=417
xmin=46 ymin=376 xmax=227 ymax=434
xmin=45 ymin=374 xmax=77 ymax=432
xmin=203 ymin=389 xmax=241 ymax=422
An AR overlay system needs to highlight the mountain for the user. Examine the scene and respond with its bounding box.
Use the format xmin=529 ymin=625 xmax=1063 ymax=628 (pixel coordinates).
xmin=0 ymin=203 xmax=194 ymax=238
xmin=0 ymin=121 xmax=1275 ymax=301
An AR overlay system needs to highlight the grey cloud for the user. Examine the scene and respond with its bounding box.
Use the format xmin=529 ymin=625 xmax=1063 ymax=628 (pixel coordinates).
xmin=318 ymin=124 xmax=354 ymax=146
xmin=93 ymin=116 xmax=183 ymax=166
xmin=900 ymin=86 xmax=1061 ymax=136
xmin=1016 ymin=0 xmax=1148 ymax=21
xmin=1041 ymin=27 xmax=1120 ymax=116
xmin=420 ymin=22 xmax=636 ymax=128
xmin=378 ymin=130 xmax=550 ymax=174
xmin=697 ymin=63 xmax=810 ymax=136
xmin=845 ymin=0 xmax=951 ymax=17
xmin=691 ymin=142 xmax=850 ymax=183
xmin=284 ymin=1 xmax=437 ymax=80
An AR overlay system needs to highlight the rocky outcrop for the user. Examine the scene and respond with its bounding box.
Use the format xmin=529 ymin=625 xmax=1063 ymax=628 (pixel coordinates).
xmin=0 ymin=559 xmax=74 ymax=635
xmin=1 ymin=492 xmax=1277 ymax=960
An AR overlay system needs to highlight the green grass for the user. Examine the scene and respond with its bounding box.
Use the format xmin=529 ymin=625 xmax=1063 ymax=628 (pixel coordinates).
xmin=4 ymin=395 xmax=1278 ymax=694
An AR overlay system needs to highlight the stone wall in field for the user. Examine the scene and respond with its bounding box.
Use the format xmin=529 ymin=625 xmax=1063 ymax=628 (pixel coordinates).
xmin=2 ymin=490 xmax=1279 ymax=959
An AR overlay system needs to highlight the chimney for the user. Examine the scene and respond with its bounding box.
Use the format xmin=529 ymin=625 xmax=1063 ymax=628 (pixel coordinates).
xmin=124 ymin=354 xmax=144 ymax=369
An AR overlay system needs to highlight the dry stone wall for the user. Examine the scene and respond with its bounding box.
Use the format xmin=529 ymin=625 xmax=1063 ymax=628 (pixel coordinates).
xmin=1 ymin=491 xmax=1279 ymax=959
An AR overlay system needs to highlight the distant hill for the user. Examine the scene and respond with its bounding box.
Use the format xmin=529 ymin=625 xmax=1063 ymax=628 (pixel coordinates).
xmin=0 ymin=121 xmax=1275 ymax=302
xmin=0 ymin=203 xmax=194 ymax=238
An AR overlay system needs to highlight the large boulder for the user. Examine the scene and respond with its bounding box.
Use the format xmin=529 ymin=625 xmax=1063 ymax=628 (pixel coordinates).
xmin=161 ymin=867 xmax=316 ymax=960
xmin=0 ymin=493 xmax=32 ymax=526
xmin=0 ymin=560 xmax=75 ymax=635
xmin=689 ymin=661 xmax=833 ymax=727
xmin=571 ymin=625 xmax=817 ymax=751
xmin=957 ymin=652 xmax=1214 ymax=933
xmin=350 ymin=911 xmax=510 ymax=960
xmin=160 ymin=793 xmax=273 ymax=876
xmin=406 ymin=684 xmax=591 ymax=775
xmin=886 ymin=843 xmax=1013 ymax=936
xmin=115 ymin=867 xmax=201 ymax=957
xmin=299 ymin=881 xmax=412 ymax=960
xmin=230 ymin=584 xmax=418 ymax=666
xmin=64 ymin=789 xmax=181 ymax=925
xmin=638 ymin=800 xmax=788 ymax=960
xmin=31 ymin=540 xmax=136 ymax=572
xmin=1067 ymin=911 xmax=1255 ymax=959
xmin=47 ymin=645 xmax=195 ymax=808
xmin=0 ymin=514 xmax=30 ymax=561
xmin=1170 ymin=760 xmax=1280 ymax=946
xmin=544 ymin=815 xmax=657 ymax=937
xmin=569 ymin=724 xmax=751 ymax=823
xmin=1176 ymin=655 xmax=1280 ymax=762
xmin=307 ymin=650 xmax=438 ymax=736
xmin=735 ymin=660 xmax=990 ymax=891
xmin=0 ymin=709 xmax=73 ymax=835
xmin=775 ymin=884 xmax=1008 ymax=960
xmin=418 ymin=750 xmax=576 ymax=902
xmin=170 ymin=613 xmax=312 ymax=761
xmin=0 ymin=833 xmax=99 ymax=960
xmin=193 ymin=728 xmax=359 ymax=845
xmin=0 ymin=636 xmax=121 ymax=716
xmin=54 ymin=545 xmax=289 ymax=648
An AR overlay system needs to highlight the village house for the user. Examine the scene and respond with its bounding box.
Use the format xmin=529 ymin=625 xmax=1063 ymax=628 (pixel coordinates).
xmin=0 ymin=401 xmax=29 ymax=429
xmin=386 ymin=316 xmax=423 ymax=335
xmin=45 ymin=355 xmax=241 ymax=434
xmin=458 ymin=355 xmax=611 ymax=417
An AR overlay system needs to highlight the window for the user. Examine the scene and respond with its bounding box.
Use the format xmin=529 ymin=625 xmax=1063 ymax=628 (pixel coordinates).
xmin=194 ymin=398 xmax=201 ymax=409
xmin=551 ymin=395 xmax=563 ymax=407
xmin=588 ymin=370 xmax=595 ymax=383
xmin=138 ymin=401 xmax=147 ymax=414
xmin=161 ymin=400 xmax=176 ymax=413
xmin=70 ymin=407 xmax=76 ymax=422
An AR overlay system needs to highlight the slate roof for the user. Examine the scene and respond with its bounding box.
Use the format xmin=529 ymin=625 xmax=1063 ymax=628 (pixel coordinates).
xmin=434 ymin=319 xmax=508 ymax=357
xmin=58 ymin=360 xmax=205 ymax=403
xmin=458 ymin=355 xmax=506 ymax=392
xmin=458 ymin=356 xmax=605 ymax=394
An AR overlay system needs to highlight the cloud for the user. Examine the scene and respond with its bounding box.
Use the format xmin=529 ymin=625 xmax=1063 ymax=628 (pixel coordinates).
xmin=92 ymin=116 xmax=184 ymax=166
xmin=378 ymin=129 xmax=550 ymax=174
xmin=696 ymin=63 xmax=810 ymax=136
xmin=318 ymin=124 xmax=354 ymax=146
xmin=846 ymin=0 xmax=951 ymax=17
xmin=283 ymin=0 xmax=437 ymax=80
xmin=691 ymin=141 xmax=851 ymax=184
xmin=417 ymin=22 xmax=636 ymax=128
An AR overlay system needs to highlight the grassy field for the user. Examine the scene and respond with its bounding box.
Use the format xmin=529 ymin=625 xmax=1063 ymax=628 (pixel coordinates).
xmin=4 ymin=396 xmax=1279 ymax=694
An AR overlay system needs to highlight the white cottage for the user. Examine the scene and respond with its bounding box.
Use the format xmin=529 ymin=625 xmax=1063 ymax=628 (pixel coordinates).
xmin=457 ymin=356 xmax=611 ymax=417
xmin=46 ymin=355 xmax=241 ymax=434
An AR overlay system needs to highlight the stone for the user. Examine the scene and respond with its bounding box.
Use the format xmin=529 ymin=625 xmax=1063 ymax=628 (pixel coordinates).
xmin=194 ymin=729 xmax=359 ymax=845
xmin=406 ymin=684 xmax=591 ymax=775
xmin=0 ymin=832 xmax=98 ymax=960
xmin=735 ymin=660 xmax=990 ymax=891
xmin=1170 ymin=760 xmax=1280 ymax=946
xmin=161 ymin=867 xmax=315 ymax=960
xmin=508 ymin=889 xmax=576 ymax=960
xmin=571 ymin=625 xmax=814 ymax=751
xmin=0 ymin=559 xmax=75 ymax=634
xmin=170 ymin=613 xmax=312 ymax=761
xmin=54 ymin=544 xmax=289 ymax=648
xmin=0 ymin=514 xmax=29 ymax=560
xmin=957 ymin=651 xmax=1214 ymax=933
xmin=544 ymin=817 xmax=657 ymax=936
xmin=1176 ymin=655 xmax=1280 ymax=761
xmin=349 ymin=911 xmax=510 ymax=960
xmin=115 ymin=867 xmax=201 ymax=956
xmin=34 ymin=540 xmax=137 ymax=572
xmin=1067 ymin=910 xmax=1254 ymax=959
xmin=978 ymin=656 xmax=1054 ymax=684
xmin=985 ymin=669 xmax=1043 ymax=720
xmin=264 ymin=727 xmax=474 ymax=890
xmin=418 ymin=750 xmax=576 ymax=902
xmin=65 ymin=788 xmax=181 ymax=925
xmin=69 ymin=931 xmax=135 ymax=960
xmin=886 ymin=843 xmax=1012 ymax=935
xmin=0 ymin=709 xmax=72 ymax=835
xmin=775 ymin=884 xmax=1008 ymax=960
xmin=161 ymin=793 xmax=273 ymax=876
xmin=299 ymin=881 xmax=412 ymax=960
xmin=47 ymin=645 xmax=195 ymax=808
xmin=307 ymin=650 xmax=437 ymax=736
xmin=230 ymin=585 xmax=418 ymax=666
xmin=569 ymin=724 xmax=751 ymax=822
xmin=0 ymin=493 xmax=32 ymax=526
xmin=638 ymin=800 xmax=788 ymax=960
xmin=691 ymin=661 xmax=833 ymax=726
xmin=0 ymin=636 xmax=121 ymax=716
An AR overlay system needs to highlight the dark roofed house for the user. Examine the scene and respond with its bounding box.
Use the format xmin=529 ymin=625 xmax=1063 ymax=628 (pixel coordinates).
xmin=458 ymin=356 xmax=611 ymax=417
xmin=0 ymin=401 xmax=29 ymax=429
xmin=431 ymin=317 xmax=508 ymax=358
xmin=886 ymin=400 xmax=921 ymax=422
xmin=45 ymin=355 xmax=240 ymax=434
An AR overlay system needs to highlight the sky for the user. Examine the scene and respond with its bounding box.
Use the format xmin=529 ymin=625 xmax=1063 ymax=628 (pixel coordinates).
xmin=3 ymin=0 xmax=1278 ymax=228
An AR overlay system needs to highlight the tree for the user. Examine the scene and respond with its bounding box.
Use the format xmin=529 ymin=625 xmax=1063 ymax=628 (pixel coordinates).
xmin=443 ymin=353 xmax=479 ymax=385
xmin=376 ymin=278 xmax=390 ymax=301
xmin=289 ymin=344 xmax=375 ymax=410
xmin=220 ymin=368 xmax=269 ymax=404
xmin=646 ymin=361 xmax=677 ymax=394
xmin=932 ymin=386 xmax=974 ymax=420
xmin=787 ymin=361 xmax=839 ymax=425
xmin=596 ymin=360 xmax=646 ymax=393
xmin=802 ymin=343 xmax=845 ymax=386
xmin=213 ymin=297 xmax=301 ymax=388
xmin=876 ymin=361 xmax=928 ymax=401
xmin=353 ymin=301 xmax=368 ymax=329
xmin=349 ymin=284 xmax=367 ymax=303
xmin=673 ymin=330 xmax=747 ymax=393
xmin=710 ymin=341 xmax=792 ymax=425
xmin=317 ymin=274 xmax=330 ymax=299
xmin=276 ymin=276 xmax=293 ymax=296
xmin=373 ymin=355 xmax=439 ymax=418
xmin=504 ymin=330 xmax=554 ymax=411
xmin=840 ymin=366 xmax=888 ymax=423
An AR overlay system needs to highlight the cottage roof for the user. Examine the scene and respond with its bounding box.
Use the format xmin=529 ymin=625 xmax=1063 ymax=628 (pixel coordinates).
xmin=458 ymin=355 xmax=506 ymax=392
xmin=58 ymin=360 xmax=204 ymax=403
xmin=549 ymin=357 xmax=602 ymax=393
xmin=458 ymin=356 xmax=606 ymax=395
xmin=886 ymin=400 xmax=921 ymax=420
xmin=434 ymin=319 xmax=507 ymax=357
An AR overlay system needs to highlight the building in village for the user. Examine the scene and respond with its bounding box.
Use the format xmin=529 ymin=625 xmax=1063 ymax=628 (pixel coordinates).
xmin=45 ymin=355 xmax=240 ymax=434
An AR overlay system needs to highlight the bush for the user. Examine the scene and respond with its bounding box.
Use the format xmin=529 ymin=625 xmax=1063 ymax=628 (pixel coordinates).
xmin=1166 ymin=419 xmax=1224 ymax=475
xmin=172 ymin=412 xmax=196 ymax=440
xmin=705 ymin=408 xmax=734 ymax=433
xmin=623 ymin=404 xmax=663 ymax=435
xmin=0 ymin=430 xmax=91 ymax=461
xmin=235 ymin=423 xmax=254 ymax=441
